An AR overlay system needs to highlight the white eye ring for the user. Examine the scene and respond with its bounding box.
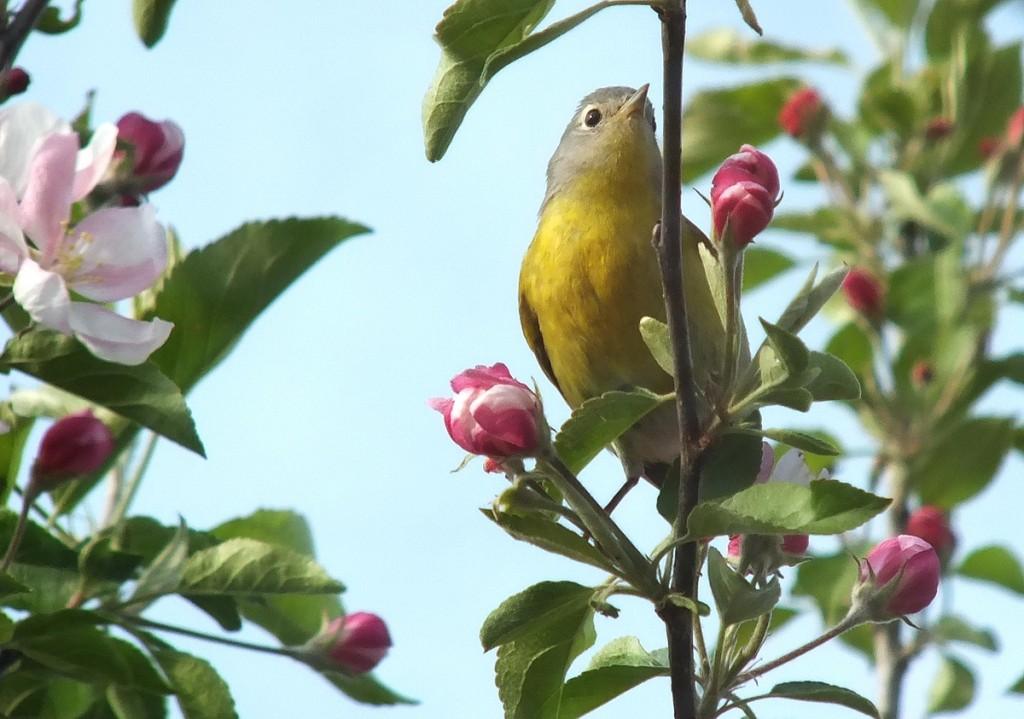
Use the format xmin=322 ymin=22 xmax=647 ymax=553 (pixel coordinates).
xmin=581 ymin=105 xmax=602 ymax=129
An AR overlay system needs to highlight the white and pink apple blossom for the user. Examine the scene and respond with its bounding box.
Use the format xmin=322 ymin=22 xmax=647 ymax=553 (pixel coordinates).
xmin=0 ymin=102 xmax=173 ymax=365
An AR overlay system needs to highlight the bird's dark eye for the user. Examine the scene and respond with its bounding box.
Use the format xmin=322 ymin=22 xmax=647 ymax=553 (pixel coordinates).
xmin=584 ymin=108 xmax=602 ymax=127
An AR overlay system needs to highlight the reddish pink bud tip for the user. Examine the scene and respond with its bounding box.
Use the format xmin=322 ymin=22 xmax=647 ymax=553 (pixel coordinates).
xmin=3 ymin=67 xmax=30 ymax=96
xmin=115 ymin=111 xmax=185 ymax=193
xmin=778 ymin=87 xmax=824 ymax=139
xmin=910 ymin=360 xmax=934 ymax=388
xmin=842 ymin=268 xmax=885 ymax=318
xmin=324 ymin=612 xmax=392 ymax=674
xmin=431 ymin=364 xmax=542 ymax=459
xmin=924 ymin=117 xmax=954 ymax=141
xmin=32 ymin=411 xmax=114 ymax=489
xmin=905 ymin=506 xmax=955 ymax=557
xmin=710 ymin=145 xmax=780 ymax=247
xmin=781 ymin=534 xmax=809 ymax=555
xmin=861 ymin=535 xmax=940 ymax=617
xmin=1007 ymin=107 xmax=1024 ymax=148
xmin=979 ymin=136 xmax=999 ymax=159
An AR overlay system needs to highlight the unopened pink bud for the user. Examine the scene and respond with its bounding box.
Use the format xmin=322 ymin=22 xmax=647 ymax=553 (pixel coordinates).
xmin=860 ymin=535 xmax=940 ymax=617
xmin=979 ymin=136 xmax=999 ymax=159
xmin=321 ymin=612 xmax=392 ymax=674
xmin=911 ymin=360 xmax=934 ymax=388
xmin=1007 ymin=107 xmax=1024 ymax=148
xmin=906 ymin=506 xmax=955 ymax=558
xmin=3 ymin=67 xmax=29 ymax=96
xmin=429 ymin=363 xmax=542 ymax=458
xmin=116 ymin=112 xmax=185 ymax=193
xmin=778 ymin=87 xmax=824 ymax=139
xmin=711 ymin=145 xmax=780 ymax=247
xmin=31 ymin=411 xmax=114 ymax=490
xmin=842 ymin=268 xmax=884 ymax=318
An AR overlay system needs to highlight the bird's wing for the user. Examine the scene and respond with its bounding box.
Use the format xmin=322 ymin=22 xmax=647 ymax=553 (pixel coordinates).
xmin=518 ymin=289 xmax=562 ymax=395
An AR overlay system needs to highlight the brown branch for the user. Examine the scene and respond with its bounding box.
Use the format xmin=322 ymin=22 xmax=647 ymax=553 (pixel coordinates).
xmin=0 ymin=0 xmax=48 ymax=70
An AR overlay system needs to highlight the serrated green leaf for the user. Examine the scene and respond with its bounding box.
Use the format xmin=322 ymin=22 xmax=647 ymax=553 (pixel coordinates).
xmin=766 ymin=681 xmax=879 ymax=718
xmin=957 ymin=545 xmax=1024 ymax=595
xmin=686 ymin=479 xmax=889 ymax=538
xmin=760 ymin=319 xmax=809 ymax=375
xmin=742 ymin=246 xmax=796 ymax=292
xmin=129 ymin=519 xmax=190 ymax=604
xmin=152 ymin=649 xmax=237 ymax=719
xmin=558 ymin=636 xmax=669 ymax=719
xmin=323 ymin=673 xmax=418 ymax=706
xmin=805 ymin=350 xmax=862 ymax=401
xmin=911 ymin=416 xmax=1014 ymax=508
xmin=931 ymin=615 xmax=998 ymax=651
xmin=0 ymin=572 xmax=29 ymax=599
xmin=485 ymin=582 xmax=596 ymax=719
xmin=423 ymin=0 xmax=555 ymax=161
xmin=660 ymin=431 xmax=764 ymax=522
xmin=707 ymin=547 xmax=780 ymax=625
xmin=688 ymin=28 xmax=846 ymax=65
xmin=682 ymin=78 xmax=800 ymax=182
xmin=0 ymin=510 xmax=78 ymax=570
xmin=179 ymin=539 xmax=343 ymax=596
xmin=0 ymin=329 xmax=203 ymax=456
xmin=483 ymin=509 xmax=615 ymax=574
xmin=639 ymin=316 xmax=674 ymax=376
xmin=775 ymin=264 xmax=848 ymax=335
xmin=928 ymin=655 xmax=976 ymax=713
xmin=145 ymin=217 xmax=368 ymax=394
xmin=760 ymin=429 xmax=840 ymax=455
xmin=0 ymin=415 xmax=33 ymax=506
xmin=554 ymin=389 xmax=668 ymax=474
xmin=132 ymin=0 xmax=178 ymax=48
xmin=106 ymin=685 xmax=166 ymax=719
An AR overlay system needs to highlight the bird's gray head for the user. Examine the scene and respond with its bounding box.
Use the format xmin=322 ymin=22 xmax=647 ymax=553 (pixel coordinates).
xmin=543 ymin=85 xmax=662 ymax=209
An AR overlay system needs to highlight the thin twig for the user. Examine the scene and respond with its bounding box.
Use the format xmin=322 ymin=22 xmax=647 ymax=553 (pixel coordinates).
xmin=110 ymin=613 xmax=304 ymax=660
xmin=0 ymin=0 xmax=48 ymax=70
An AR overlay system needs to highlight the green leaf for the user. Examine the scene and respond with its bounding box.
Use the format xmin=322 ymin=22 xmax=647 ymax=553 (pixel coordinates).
xmin=483 ymin=509 xmax=615 ymax=574
xmin=146 ymin=217 xmax=368 ymax=394
xmin=928 ymin=655 xmax=976 ymax=713
xmin=106 ymin=685 xmax=166 ymax=719
xmin=485 ymin=582 xmax=596 ymax=719
xmin=639 ymin=317 xmax=674 ymax=376
xmin=323 ymin=673 xmax=418 ymax=706
xmin=804 ymin=351 xmax=861 ymax=401
xmin=0 ymin=329 xmax=203 ymax=455
xmin=760 ymin=319 xmax=809 ymax=375
xmin=0 ymin=572 xmax=29 ymax=599
xmin=858 ymin=61 xmax=918 ymax=139
xmin=554 ymin=389 xmax=668 ymax=474
xmin=132 ymin=0 xmax=178 ymax=48
xmin=851 ymin=0 xmax=919 ymax=30
xmin=698 ymin=432 xmax=764 ymax=503
xmin=825 ymin=323 xmax=873 ymax=376
xmin=925 ymin=0 xmax=1010 ymax=57
xmin=682 ymin=78 xmax=800 ymax=182
xmin=211 ymin=510 xmax=340 ymax=644
xmin=688 ymin=28 xmax=846 ymax=65
xmin=13 ymin=617 xmax=170 ymax=694
xmin=1009 ymin=671 xmax=1024 ymax=694
xmin=957 ymin=545 xmax=1024 ymax=595
xmin=152 ymin=650 xmax=238 ymax=719
xmin=129 ymin=519 xmax=190 ymax=604
xmin=707 ymin=547 xmax=780 ymax=625
xmin=910 ymin=416 xmax=1014 ymax=508
xmin=760 ymin=429 xmax=840 ymax=455
xmin=771 ymin=209 xmax=859 ymax=250
xmin=733 ymin=606 xmax=797 ymax=648
xmin=0 ymin=415 xmax=33 ymax=506
xmin=686 ymin=479 xmax=889 ymax=539
xmin=558 ymin=637 xmax=669 ymax=719
xmin=78 ymin=531 xmax=143 ymax=584
xmin=766 ymin=681 xmax=879 ymax=718
xmin=732 ymin=0 xmax=763 ymax=34
xmin=422 ymin=0 xmax=554 ymax=161
xmin=775 ymin=264 xmax=848 ymax=336
xmin=0 ymin=510 xmax=78 ymax=570
xmin=179 ymin=539 xmax=343 ymax=596
xmin=878 ymin=172 xmax=968 ymax=242
xmin=742 ymin=247 xmax=796 ymax=292
xmin=931 ymin=615 xmax=998 ymax=652
xmin=37 ymin=0 xmax=84 ymax=34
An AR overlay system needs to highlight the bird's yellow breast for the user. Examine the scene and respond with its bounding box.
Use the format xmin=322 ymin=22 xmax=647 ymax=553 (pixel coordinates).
xmin=519 ymin=171 xmax=672 ymax=408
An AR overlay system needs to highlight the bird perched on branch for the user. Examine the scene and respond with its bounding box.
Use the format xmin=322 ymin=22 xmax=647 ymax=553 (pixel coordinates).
xmin=519 ymin=85 xmax=725 ymax=508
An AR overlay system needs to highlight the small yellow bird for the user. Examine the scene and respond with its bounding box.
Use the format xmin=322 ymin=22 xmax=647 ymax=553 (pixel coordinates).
xmin=519 ymin=85 xmax=724 ymax=500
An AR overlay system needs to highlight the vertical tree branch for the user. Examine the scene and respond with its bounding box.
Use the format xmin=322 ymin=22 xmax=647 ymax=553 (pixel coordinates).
xmin=651 ymin=2 xmax=701 ymax=717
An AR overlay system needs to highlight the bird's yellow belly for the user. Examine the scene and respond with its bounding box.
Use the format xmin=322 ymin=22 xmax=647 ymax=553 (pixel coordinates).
xmin=521 ymin=187 xmax=672 ymax=408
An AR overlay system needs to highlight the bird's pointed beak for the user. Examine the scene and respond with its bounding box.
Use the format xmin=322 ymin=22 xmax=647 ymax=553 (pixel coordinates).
xmin=620 ymin=83 xmax=650 ymax=119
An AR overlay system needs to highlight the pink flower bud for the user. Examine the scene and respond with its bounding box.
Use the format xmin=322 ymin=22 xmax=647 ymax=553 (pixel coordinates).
xmin=1007 ymin=107 xmax=1024 ymax=148
xmin=116 ymin=112 xmax=185 ymax=193
xmin=906 ymin=506 xmax=955 ymax=558
xmin=842 ymin=268 xmax=884 ymax=318
xmin=778 ymin=87 xmax=824 ymax=139
xmin=859 ymin=535 xmax=940 ymax=617
xmin=924 ymin=117 xmax=954 ymax=141
xmin=711 ymin=145 xmax=780 ymax=247
xmin=2 ymin=67 xmax=29 ymax=97
xmin=979 ymin=136 xmax=999 ymax=159
xmin=429 ymin=363 xmax=542 ymax=458
xmin=31 ymin=411 xmax=114 ymax=490
xmin=910 ymin=360 xmax=934 ymax=388
xmin=320 ymin=612 xmax=392 ymax=674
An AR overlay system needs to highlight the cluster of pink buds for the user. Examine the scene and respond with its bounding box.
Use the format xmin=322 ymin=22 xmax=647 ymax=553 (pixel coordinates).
xmin=710 ymin=145 xmax=781 ymax=247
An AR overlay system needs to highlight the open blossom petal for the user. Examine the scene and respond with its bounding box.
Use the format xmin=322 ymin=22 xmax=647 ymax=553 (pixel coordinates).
xmin=19 ymin=132 xmax=77 ymax=263
xmin=0 ymin=179 xmax=27 ymax=273
xmin=68 ymin=302 xmax=172 ymax=365
xmin=13 ymin=258 xmax=72 ymax=332
xmin=67 ymin=205 xmax=167 ymax=302
xmin=72 ymin=123 xmax=117 ymax=201
xmin=0 ymin=102 xmax=69 ymax=196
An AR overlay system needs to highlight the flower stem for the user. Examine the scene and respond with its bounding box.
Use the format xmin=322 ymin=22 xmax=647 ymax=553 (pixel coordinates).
xmin=111 ymin=613 xmax=303 ymax=661
xmin=1 ymin=484 xmax=38 ymax=573
xmin=735 ymin=610 xmax=864 ymax=684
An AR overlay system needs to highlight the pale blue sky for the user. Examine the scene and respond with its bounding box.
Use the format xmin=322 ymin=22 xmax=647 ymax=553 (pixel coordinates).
xmin=17 ymin=1 xmax=1024 ymax=717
